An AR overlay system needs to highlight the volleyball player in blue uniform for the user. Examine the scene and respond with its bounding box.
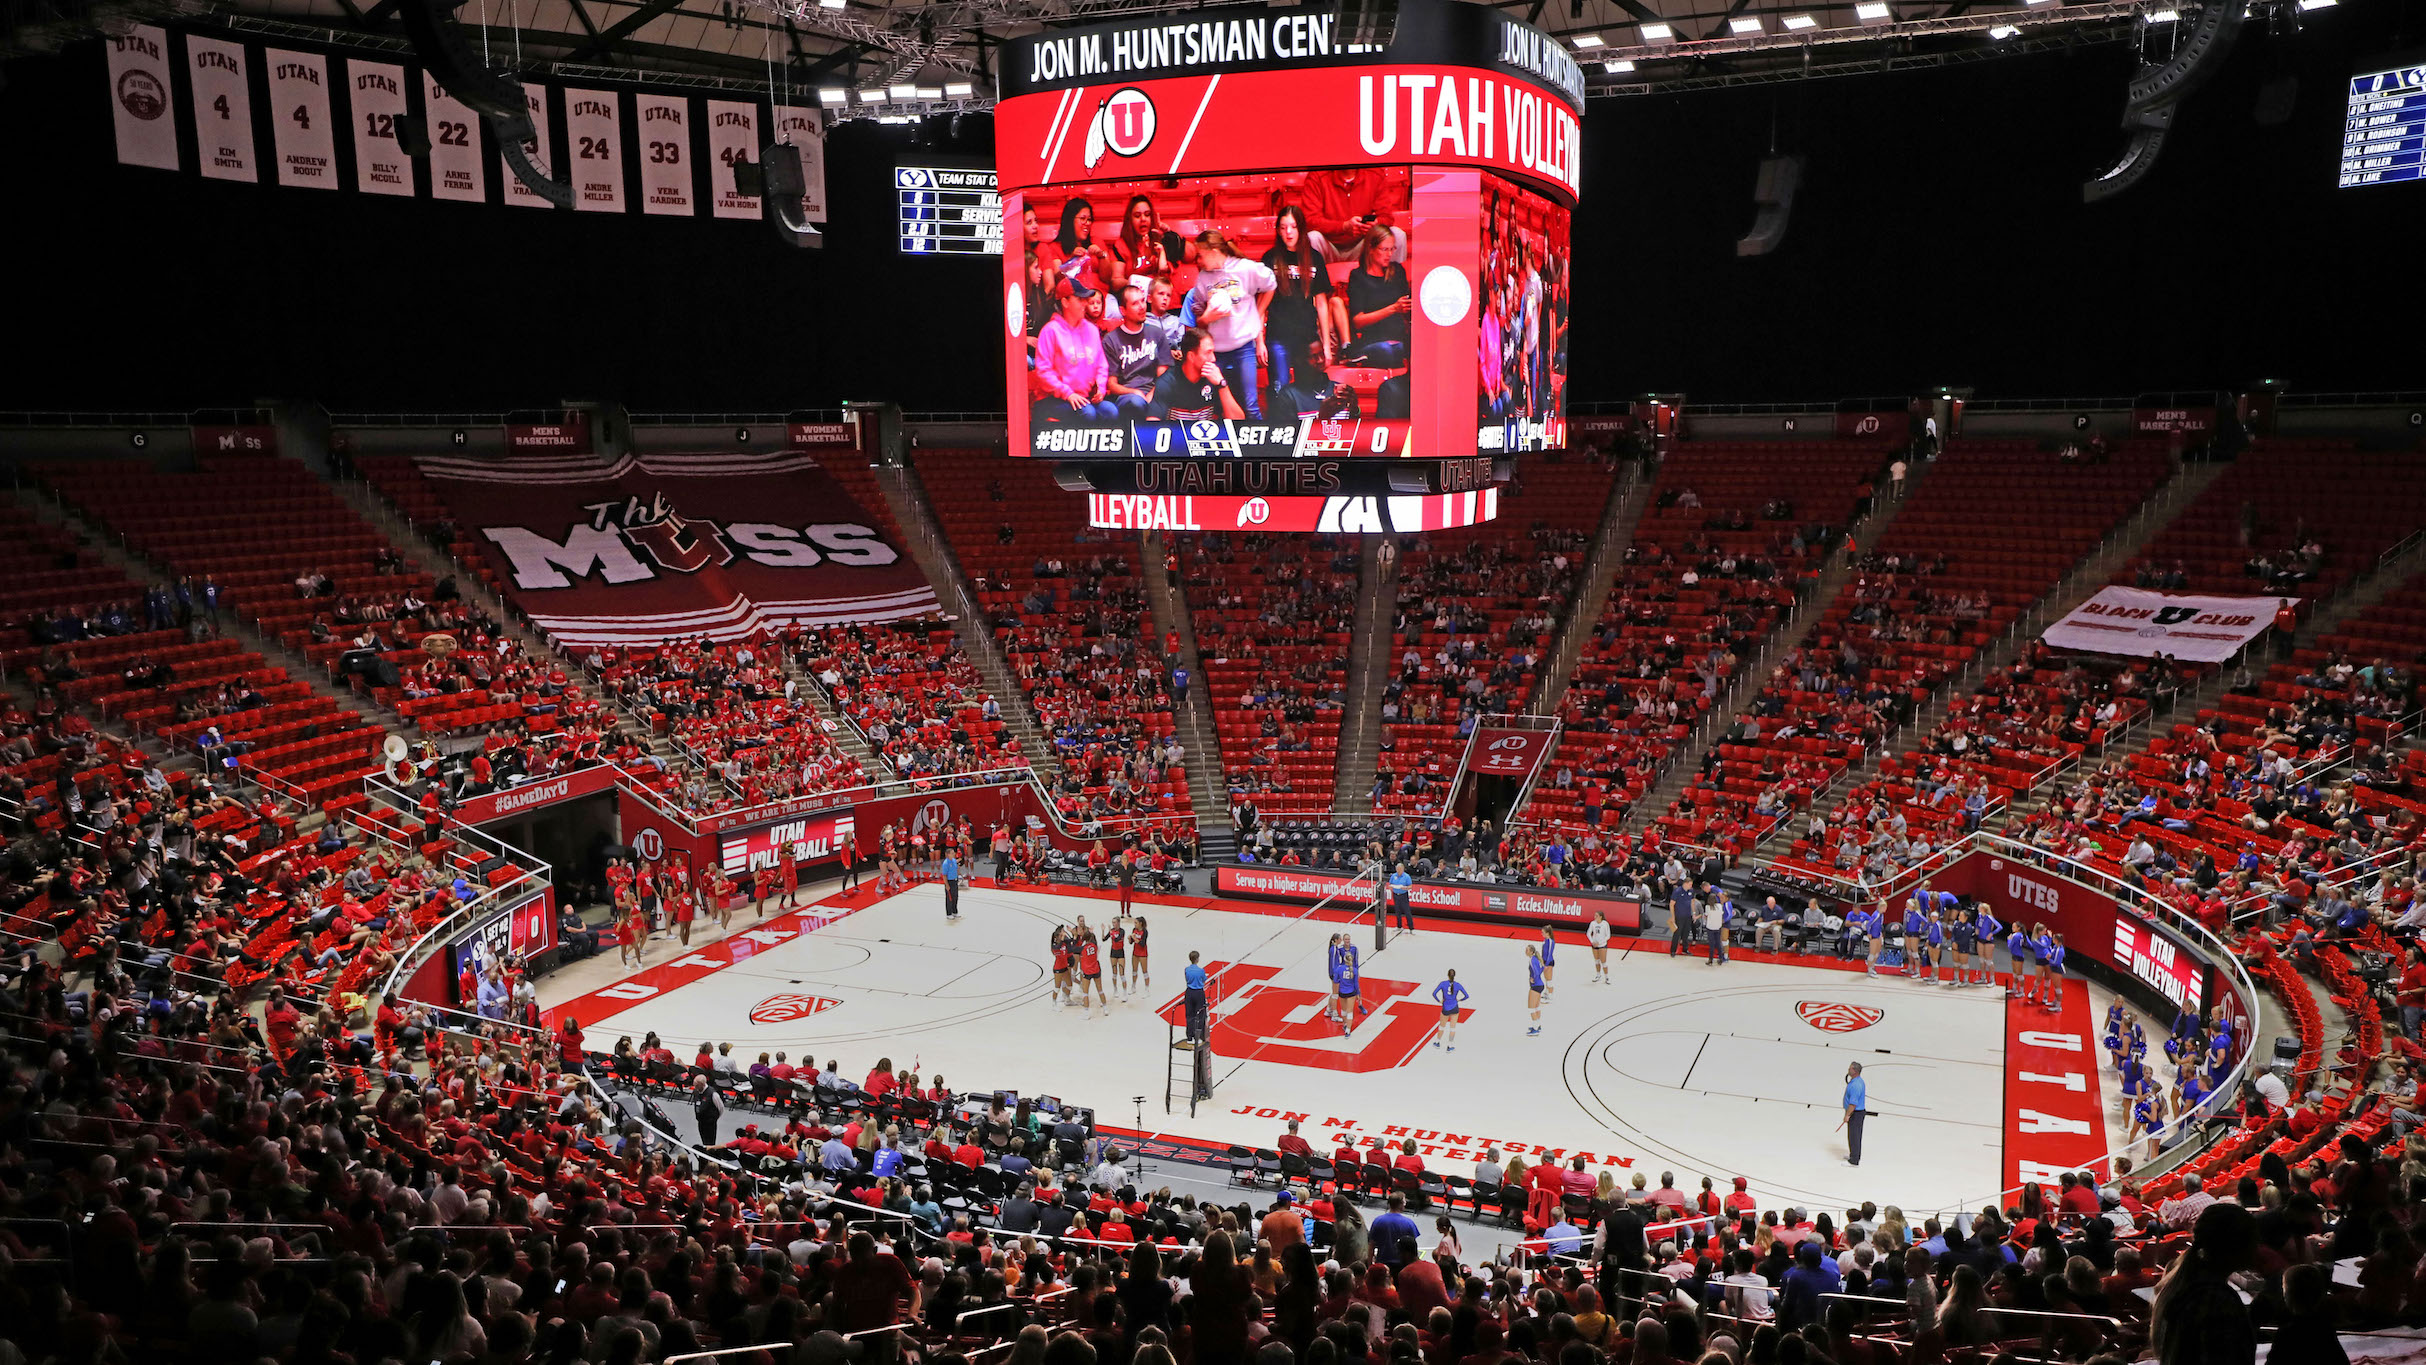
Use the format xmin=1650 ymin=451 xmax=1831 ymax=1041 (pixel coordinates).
xmin=1902 ymin=898 xmax=1930 ymax=978
xmin=1945 ymin=910 xmax=1973 ymax=989
xmin=1433 ymin=969 xmax=1469 ymax=1051
xmin=1859 ymin=904 xmax=1885 ymax=975
xmin=2036 ymin=929 xmax=2065 ymax=1012
xmin=1525 ymin=944 xmax=1547 ymax=1035
xmin=2009 ymin=922 xmax=2037 ymax=1000
xmin=1334 ymin=935 xmax=1365 ymax=1027
xmin=1538 ymin=925 xmax=1558 ymax=1001
xmin=1973 ymin=903 xmax=2003 ymax=988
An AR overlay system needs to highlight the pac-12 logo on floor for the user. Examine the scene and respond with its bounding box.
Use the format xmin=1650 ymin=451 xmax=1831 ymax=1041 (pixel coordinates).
xmin=749 ymin=994 xmax=841 ymax=1024
xmin=1796 ymin=1001 xmax=1884 ymax=1033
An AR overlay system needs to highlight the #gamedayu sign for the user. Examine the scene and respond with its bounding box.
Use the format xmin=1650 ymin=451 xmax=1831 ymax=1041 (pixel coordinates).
xmin=417 ymin=450 xmax=936 ymax=645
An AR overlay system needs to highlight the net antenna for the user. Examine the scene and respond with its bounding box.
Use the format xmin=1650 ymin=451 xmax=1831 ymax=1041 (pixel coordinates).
xmin=1167 ymin=860 xmax=1393 ymax=1116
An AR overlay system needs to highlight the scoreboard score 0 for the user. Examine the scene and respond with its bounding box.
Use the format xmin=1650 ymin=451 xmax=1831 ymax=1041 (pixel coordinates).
xmin=897 ymin=164 xmax=1001 ymax=255
xmin=2342 ymin=57 xmax=2426 ymax=188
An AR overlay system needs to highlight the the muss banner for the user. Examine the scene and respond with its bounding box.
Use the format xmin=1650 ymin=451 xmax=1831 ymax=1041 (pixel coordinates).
xmin=417 ymin=450 xmax=937 ymax=644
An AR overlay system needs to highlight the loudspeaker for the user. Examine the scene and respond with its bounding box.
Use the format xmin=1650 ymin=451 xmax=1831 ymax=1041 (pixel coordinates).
xmin=1735 ymin=155 xmax=1806 ymax=257
xmin=758 ymin=141 xmax=823 ymax=249
xmin=396 ymin=113 xmax=431 ymax=158
xmin=475 ymin=855 xmax=511 ymax=880
xmin=730 ymin=155 xmax=763 ymax=197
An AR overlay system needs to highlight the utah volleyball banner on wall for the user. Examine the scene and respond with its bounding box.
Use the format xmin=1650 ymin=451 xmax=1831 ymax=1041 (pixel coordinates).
xmin=416 ymin=451 xmax=936 ymax=645
xmin=2040 ymin=587 xmax=2282 ymax=663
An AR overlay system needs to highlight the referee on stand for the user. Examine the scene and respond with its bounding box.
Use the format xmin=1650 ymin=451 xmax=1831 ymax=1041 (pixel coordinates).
xmin=1839 ymin=1062 xmax=1868 ymax=1166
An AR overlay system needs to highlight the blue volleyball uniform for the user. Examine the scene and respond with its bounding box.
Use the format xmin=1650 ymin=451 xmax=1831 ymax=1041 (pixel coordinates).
xmin=2040 ymin=939 xmax=2065 ymax=972
xmin=1434 ymin=978 xmax=1469 ymax=1017
xmin=1540 ymin=933 xmax=1556 ymax=967
xmin=1337 ymin=946 xmax=1360 ymax=999
xmin=1528 ymin=957 xmax=1546 ymax=994
xmin=1975 ymin=910 xmax=2003 ymax=944
xmin=2009 ymin=929 xmax=2033 ymax=962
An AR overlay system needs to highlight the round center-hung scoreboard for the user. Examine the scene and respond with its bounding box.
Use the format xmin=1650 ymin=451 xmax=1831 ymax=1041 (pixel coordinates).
xmin=994 ymin=0 xmax=1585 ymax=531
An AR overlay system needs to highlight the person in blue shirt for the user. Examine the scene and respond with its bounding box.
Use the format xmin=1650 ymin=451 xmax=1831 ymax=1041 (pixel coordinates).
xmin=1669 ymin=883 xmax=1697 ymax=957
xmin=1433 ymin=969 xmax=1469 ymax=1051
xmin=2007 ymin=922 xmax=2034 ymax=999
xmin=1537 ymin=925 xmax=1558 ymax=1000
xmin=1542 ymin=1213 xmax=1583 ymax=1256
xmin=941 ymin=852 xmax=961 ymax=920
xmin=1525 ymin=944 xmax=1546 ymax=1036
xmin=1840 ymin=1062 xmax=1868 ymax=1166
xmin=1183 ymin=950 xmax=1210 ymax=1041
xmin=1923 ymin=911 xmax=1948 ymax=986
xmin=1860 ymin=904 xmax=1885 ymax=975
xmin=1387 ymin=862 xmax=1415 ymax=934
xmin=1370 ymin=1195 xmax=1422 ymax=1268
xmin=1777 ymin=1239 xmax=1844 ymax=1330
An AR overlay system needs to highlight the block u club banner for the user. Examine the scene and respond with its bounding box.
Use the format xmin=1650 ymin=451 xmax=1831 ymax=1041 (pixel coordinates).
xmin=2040 ymin=587 xmax=2283 ymax=664
xmin=417 ymin=450 xmax=936 ymax=645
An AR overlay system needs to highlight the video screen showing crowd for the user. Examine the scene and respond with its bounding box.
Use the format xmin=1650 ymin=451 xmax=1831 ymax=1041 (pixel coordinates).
xmin=1015 ymin=165 xmax=1569 ymax=458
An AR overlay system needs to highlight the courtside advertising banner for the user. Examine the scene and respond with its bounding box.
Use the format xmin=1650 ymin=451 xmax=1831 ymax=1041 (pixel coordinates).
xmin=718 ymin=807 xmax=856 ymax=876
xmin=187 ymin=36 xmax=259 ymax=182
xmin=2041 ymin=587 xmax=2281 ymax=664
xmin=107 ymin=26 xmax=179 ymax=171
xmin=1217 ymin=864 xmax=1641 ymax=931
xmin=565 ymin=88 xmax=626 ymax=212
xmin=425 ymin=75 xmax=488 ymax=202
xmin=705 ymin=100 xmax=762 ymax=220
xmin=503 ymin=83 xmax=556 ymax=208
xmin=419 ymin=450 xmax=936 ymax=644
xmin=1953 ymin=852 xmax=2208 ymax=1014
xmin=349 ymin=61 xmax=415 ymax=197
xmin=265 ymin=51 xmax=338 ymax=188
xmin=635 ymin=93 xmax=694 ymax=216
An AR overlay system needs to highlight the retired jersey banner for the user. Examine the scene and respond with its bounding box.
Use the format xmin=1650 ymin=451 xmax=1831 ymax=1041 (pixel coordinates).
xmin=564 ymin=88 xmax=626 ymax=212
xmin=424 ymin=75 xmax=488 ymax=202
xmin=2041 ymin=586 xmax=2281 ymax=664
xmin=187 ymin=36 xmax=259 ymax=182
xmin=503 ymin=82 xmax=557 ymax=209
xmin=418 ymin=450 xmax=938 ymax=644
xmin=705 ymin=99 xmax=761 ymax=220
xmin=266 ymin=51 xmax=338 ymax=188
xmin=350 ymin=60 xmax=414 ymax=197
xmin=106 ymin=26 xmax=180 ymax=170
xmin=634 ymin=92 xmax=694 ymax=215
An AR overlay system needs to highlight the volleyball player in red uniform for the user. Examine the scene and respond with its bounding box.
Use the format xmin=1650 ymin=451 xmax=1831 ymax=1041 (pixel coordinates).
xmin=777 ymin=848 xmax=800 ymax=911
xmin=1074 ymin=919 xmax=1107 ymax=1016
xmin=1050 ymin=927 xmax=1075 ymax=1006
xmin=1105 ymin=917 xmax=1129 ymax=994
xmin=1130 ymin=915 xmax=1150 ymax=989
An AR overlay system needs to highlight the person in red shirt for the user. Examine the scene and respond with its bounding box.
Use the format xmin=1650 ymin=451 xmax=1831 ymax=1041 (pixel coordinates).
xmin=557 ymin=1017 xmax=586 ymax=1070
xmin=953 ymin=1135 xmax=984 ymax=1168
xmin=1722 ymin=1175 xmax=1758 ymax=1217
xmin=776 ymin=850 xmax=800 ymax=912
xmin=865 ymin=1059 xmax=899 ymax=1097
xmin=830 ymin=1231 xmax=920 ymax=1337
xmin=1276 ymin=1120 xmax=1316 ymax=1160
xmin=673 ymin=883 xmax=696 ymax=946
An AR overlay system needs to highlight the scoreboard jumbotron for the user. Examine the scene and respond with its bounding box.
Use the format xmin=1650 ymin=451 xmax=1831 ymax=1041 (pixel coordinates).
xmin=2342 ymin=56 xmax=2426 ymax=188
xmin=896 ymin=164 xmax=1001 ymax=255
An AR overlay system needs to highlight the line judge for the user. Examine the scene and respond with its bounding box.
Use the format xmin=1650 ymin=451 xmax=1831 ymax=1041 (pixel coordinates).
xmin=1839 ymin=1062 xmax=1868 ymax=1167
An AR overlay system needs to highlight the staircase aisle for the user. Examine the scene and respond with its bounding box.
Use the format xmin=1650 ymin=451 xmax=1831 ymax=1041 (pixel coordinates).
xmin=1331 ymin=536 xmax=1399 ymax=814
xmin=1619 ymin=461 xmax=1939 ymax=836
xmin=1532 ymin=462 xmax=1653 ymax=719
xmin=1141 ymin=532 xmax=1235 ymax=860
